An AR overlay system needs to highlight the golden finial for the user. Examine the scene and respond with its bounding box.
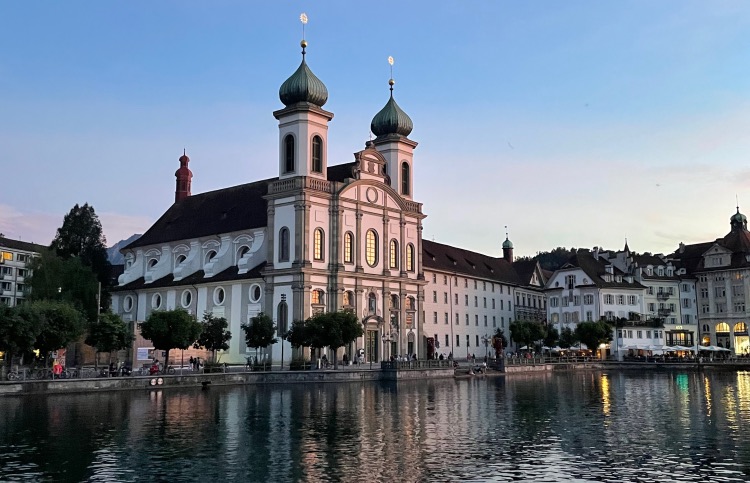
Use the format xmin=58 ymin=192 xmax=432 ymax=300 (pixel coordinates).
xmin=388 ymin=56 xmax=395 ymax=92
xmin=300 ymin=13 xmax=308 ymax=55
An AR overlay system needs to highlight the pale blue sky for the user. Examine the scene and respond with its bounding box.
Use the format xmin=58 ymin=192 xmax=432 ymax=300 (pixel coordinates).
xmin=2 ymin=1 xmax=750 ymax=258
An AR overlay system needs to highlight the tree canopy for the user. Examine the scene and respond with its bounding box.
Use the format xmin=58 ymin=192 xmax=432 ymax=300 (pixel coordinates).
xmin=18 ymin=300 xmax=86 ymax=363
xmin=509 ymin=320 xmax=547 ymax=350
xmin=574 ymin=321 xmax=613 ymax=355
xmin=543 ymin=326 xmax=560 ymax=348
xmin=559 ymin=327 xmax=578 ymax=349
xmin=50 ymin=203 xmax=111 ymax=288
xmin=85 ymin=312 xmax=133 ymax=364
xmin=0 ymin=304 xmax=41 ymax=367
xmin=195 ymin=312 xmax=232 ymax=362
xmin=28 ymin=250 xmax=100 ymax=321
xmin=285 ymin=311 xmax=363 ymax=368
xmin=139 ymin=309 xmax=202 ymax=371
xmin=515 ymin=247 xmax=578 ymax=271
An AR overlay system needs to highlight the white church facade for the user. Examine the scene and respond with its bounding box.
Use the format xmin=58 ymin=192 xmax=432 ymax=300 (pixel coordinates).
xmin=111 ymin=38 xmax=545 ymax=366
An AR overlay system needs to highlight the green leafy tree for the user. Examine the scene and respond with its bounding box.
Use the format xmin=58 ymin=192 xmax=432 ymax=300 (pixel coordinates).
xmin=515 ymin=247 xmax=577 ymax=271
xmin=195 ymin=312 xmax=232 ymax=362
xmin=301 ymin=310 xmax=363 ymax=369
xmin=28 ymin=250 xmax=100 ymax=321
xmin=50 ymin=203 xmax=111 ymax=308
xmin=559 ymin=327 xmax=578 ymax=349
xmin=544 ymin=326 xmax=560 ymax=348
xmin=241 ymin=313 xmax=277 ymax=364
xmin=574 ymin=321 xmax=613 ymax=356
xmin=18 ymin=300 xmax=86 ymax=365
xmin=85 ymin=312 xmax=133 ymax=367
xmin=509 ymin=320 xmax=546 ymax=350
xmin=139 ymin=309 xmax=202 ymax=372
xmin=285 ymin=320 xmax=310 ymax=348
xmin=0 ymin=305 xmax=42 ymax=369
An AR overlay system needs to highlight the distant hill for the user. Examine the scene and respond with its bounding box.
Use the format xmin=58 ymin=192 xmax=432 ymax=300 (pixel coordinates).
xmin=107 ymin=234 xmax=142 ymax=264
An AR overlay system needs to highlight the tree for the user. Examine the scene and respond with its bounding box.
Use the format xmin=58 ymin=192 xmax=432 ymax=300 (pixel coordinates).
xmin=195 ymin=312 xmax=232 ymax=362
xmin=139 ymin=309 xmax=202 ymax=372
xmin=50 ymin=203 xmax=111 ymax=307
xmin=492 ymin=328 xmax=508 ymax=358
xmin=544 ymin=326 xmax=560 ymax=348
xmin=28 ymin=250 xmax=100 ymax=321
xmin=559 ymin=327 xmax=578 ymax=349
xmin=242 ymin=313 xmax=277 ymax=365
xmin=285 ymin=319 xmax=310 ymax=349
xmin=301 ymin=310 xmax=363 ymax=369
xmin=574 ymin=321 xmax=613 ymax=357
xmin=0 ymin=305 xmax=41 ymax=369
xmin=85 ymin=312 xmax=133 ymax=367
xmin=509 ymin=320 xmax=546 ymax=350
xmin=515 ymin=247 xmax=577 ymax=271
xmin=18 ymin=300 xmax=86 ymax=365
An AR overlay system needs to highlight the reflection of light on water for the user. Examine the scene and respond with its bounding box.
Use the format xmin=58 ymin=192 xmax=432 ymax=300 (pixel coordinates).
xmin=737 ymin=371 xmax=750 ymax=415
xmin=600 ymin=374 xmax=610 ymax=417
xmin=703 ymin=375 xmax=712 ymax=418
xmin=676 ymin=374 xmax=689 ymax=393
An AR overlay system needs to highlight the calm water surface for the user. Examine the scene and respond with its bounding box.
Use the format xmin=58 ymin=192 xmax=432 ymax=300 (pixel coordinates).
xmin=1 ymin=370 xmax=750 ymax=482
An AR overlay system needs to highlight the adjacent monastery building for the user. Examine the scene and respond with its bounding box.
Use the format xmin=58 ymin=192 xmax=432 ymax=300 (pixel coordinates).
xmin=111 ymin=37 xmax=545 ymax=366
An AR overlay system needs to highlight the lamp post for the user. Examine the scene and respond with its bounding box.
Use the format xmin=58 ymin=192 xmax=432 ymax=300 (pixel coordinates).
xmin=481 ymin=334 xmax=491 ymax=361
xmin=382 ymin=332 xmax=393 ymax=363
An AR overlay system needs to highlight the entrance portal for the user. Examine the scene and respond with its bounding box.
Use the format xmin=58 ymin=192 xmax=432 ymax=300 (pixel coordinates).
xmin=366 ymin=330 xmax=378 ymax=363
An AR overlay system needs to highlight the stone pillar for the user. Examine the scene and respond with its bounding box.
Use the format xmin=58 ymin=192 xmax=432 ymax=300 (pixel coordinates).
xmin=382 ymin=215 xmax=390 ymax=276
xmin=355 ymin=209 xmax=363 ymax=272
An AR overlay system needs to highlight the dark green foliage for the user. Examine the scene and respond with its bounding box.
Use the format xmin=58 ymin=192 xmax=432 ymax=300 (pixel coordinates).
xmin=285 ymin=319 xmax=309 ymax=348
xmin=574 ymin=321 xmax=613 ymax=354
xmin=139 ymin=309 xmax=202 ymax=371
xmin=28 ymin=250 xmax=100 ymax=321
xmin=492 ymin=329 xmax=508 ymax=356
xmin=284 ymin=311 xmax=363 ymax=368
xmin=85 ymin=312 xmax=133 ymax=363
xmin=50 ymin=203 xmax=111 ymax=310
xmin=544 ymin=326 xmax=560 ymax=348
xmin=18 ymin=300 xmax=85 ymax=363
xmin=0 ymin=304 xmax=41 ymax=367
xmin=242 ymin=313 xmax=277 ymax=350
xmin=559 ymin=327 xmax=578 ymax=348
xmin=509 ymin=320 xmax=547 ymax=349
xmin=195 ymin=312 xmax=232 ymax=362
xmin=516 ymin=247 xmax=577 ymax=271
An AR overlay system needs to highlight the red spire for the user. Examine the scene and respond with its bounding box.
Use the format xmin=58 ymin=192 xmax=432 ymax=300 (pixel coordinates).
xmin=175 ymin=149 xmax=193 ymax=202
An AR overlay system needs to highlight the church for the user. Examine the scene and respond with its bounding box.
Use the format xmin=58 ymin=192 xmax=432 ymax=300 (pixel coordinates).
xmin=111 ymin=34 xmax=545 ymax=366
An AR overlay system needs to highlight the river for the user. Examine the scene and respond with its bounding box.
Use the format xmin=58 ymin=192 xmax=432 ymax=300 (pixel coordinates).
xmin=1 ymin=370 xmax=749 ymax=482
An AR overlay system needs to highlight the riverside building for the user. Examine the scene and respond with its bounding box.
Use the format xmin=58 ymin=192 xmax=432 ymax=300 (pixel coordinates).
xmin=0 ymin=236 xmax=44 ymax=307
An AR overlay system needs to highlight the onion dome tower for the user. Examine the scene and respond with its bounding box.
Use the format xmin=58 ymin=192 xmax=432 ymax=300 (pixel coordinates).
xmin=730 ymin=206 xmax=748 ymax=232
xmin=371 ymin=56 xmax=418 ymax=200
xmin=273 ymin=13 xmax=333 ymax=180
xmin=502 ymin=227 xmax=514 ymax=263
xmin=175 ymin=149 xmax=192 ymax=202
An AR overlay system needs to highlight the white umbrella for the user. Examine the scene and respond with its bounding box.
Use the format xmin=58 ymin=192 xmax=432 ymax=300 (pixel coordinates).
xmin=519 ymin=345 xmax=529 ymax=350
xmin=673 ymin=345 xmax=695 ymax=352
xmin=699 ymin=345 xmax=723 ymax=352
xmin=551 ymin=346 xmax=564 ymax=352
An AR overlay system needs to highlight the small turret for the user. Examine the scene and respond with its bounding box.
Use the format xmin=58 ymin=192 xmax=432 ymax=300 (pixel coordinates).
xmin=502 ymin=227 xmax=513 ymax=263
xmin=175 ymin=149 xmax=192 ymax=202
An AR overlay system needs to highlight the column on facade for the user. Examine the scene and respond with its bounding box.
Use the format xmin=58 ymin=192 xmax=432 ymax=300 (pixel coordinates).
xmin=266 ymin=205 xmax=276 ymax=268
xmin=399 ymin=218 xmax=407 ymax=277
xmin=355 ymin=208 xmax=363 ymax=272
xmin=382 ymin=214 xmax=390 ymax=276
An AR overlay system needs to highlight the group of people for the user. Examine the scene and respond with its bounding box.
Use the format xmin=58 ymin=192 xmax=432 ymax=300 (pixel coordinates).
xmin=188 ymin=356 xmax=203 ymax=371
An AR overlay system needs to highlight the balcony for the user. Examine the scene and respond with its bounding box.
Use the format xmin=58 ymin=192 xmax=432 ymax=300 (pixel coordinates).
xmin=658 ymin=308 xmax=672 ymax=317
xmin=656 ymin=292 xmax=670 ymax=301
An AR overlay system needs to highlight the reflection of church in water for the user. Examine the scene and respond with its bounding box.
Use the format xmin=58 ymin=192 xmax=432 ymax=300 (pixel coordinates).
xmin=112 ymin=33 xmax=427 ymax=365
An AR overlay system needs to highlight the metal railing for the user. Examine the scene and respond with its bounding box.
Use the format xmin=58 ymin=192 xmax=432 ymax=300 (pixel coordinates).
xmin=380 ymin=360 xmax=452 ymax=370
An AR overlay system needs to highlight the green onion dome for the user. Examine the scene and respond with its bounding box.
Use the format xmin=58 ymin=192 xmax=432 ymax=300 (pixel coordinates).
xmin=371 ymin=81 xmax=413 ymax=137
xmin=279 ymin=43 xmax=328 ymax=107
xmin=502 ymin=238 xmax=514 ymax=249
xmin=731 ymin=208 xmax=747 ymax=225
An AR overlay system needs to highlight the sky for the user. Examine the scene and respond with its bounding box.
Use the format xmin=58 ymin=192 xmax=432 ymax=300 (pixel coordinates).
xmin=2 ymin=1 xmax=750 ymax=258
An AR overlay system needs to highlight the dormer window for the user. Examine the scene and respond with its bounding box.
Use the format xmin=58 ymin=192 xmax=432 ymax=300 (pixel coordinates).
xmin=175 ymin=254 xmax=186 ymax=266
xmin=205 ymin=250 xmax=217 ymax=265
xmin=147 ymin=258 xmax=158 ymax=269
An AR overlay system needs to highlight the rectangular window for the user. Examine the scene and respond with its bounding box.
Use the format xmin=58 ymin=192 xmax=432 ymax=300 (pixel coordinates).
xmin=445 ymin=334 xmax=449 ymax=347
xmin=475 ymin=314 xmax=479 ymax=326
xmin=476 ymin=335 xmax=480 ymax=347
xmin=700 ymin=288 xmax=708 ymax=298
xmin=484 ymin=315 xmax=487 ymax=326
xmin=493 ymin=316 xmax=496 ymax=327
xmin=648 ymin=303 xmax=655 ymax=312
xmin=586 ymin=311 xmax=593 ymax=321
xmin=464 ymin=278 xmax=468 ymax=288
xmin=734 ymin=302 xmax=746 ymax=312
xmin=617 ymin=330 xmax=623 ymax=339
xmin=455 ymin=313 xmax=459 ymax=325
xmin=681 ymin=284 xmax=689 ymax=292
xmin=492 ymin=299 xmax=496 ymax=309
xmin=456 ymin=335 xmax=460 ymax=347
xmin=483 ymin=297 xmax=487 ymax=308
xmin=667 ymin=287 xmax=674 ymax=295
xmin=565 ymin=275 xmax=576 ymax=289
xmin=682 ymin=314 xmax=691 ymax=324
xmin=433 ymin=291 xmax=437 ymax=303
xmin=444 ymin=313 xmax=449 ymax=325
xmin=501 ymin=300 xmax=504 ymax=310
xmin=454 ymin=293 xmax=458 ymax=305
xmin=637 ymin=331 xmax=642 ymax=339
xmin=702 ymin=304 xmax=709 ymax=314
xmin=444 ymin=292 xmax=448 ymax=304
xmin=682 ymin=298 xmax=690 ymax=308
xmin=465 ymin=314 xmax=469 ymax=326
xmin=454 ymin=277 xmax=458 ymax=286
xmin=444 ymin=275 xmax=448 ymax=285
xmin=733 ymin=285 xmax=744 ymax=297
xmin=466 ymin=334 xmax=470 ymax=347
xmin=501 ymin=316 xmax=505 ymax=327
xmin=474 ymin=296 xmax=478 ymax=307
xmin=562 ymin=296 xmax=568 ymax=306
xmin=627 ymin=330 xmax=633 ymax=338
xmin=616 ymin=295 xmax=625 ymax=305
xmin=628 ymin=295 xmax=636 ymax=305
xmin=474 ymin=280 xmax=478 ymax=290
xmin=715 ymin=286 xmax=726 ymax=297
xmin=433 ymin=312 xmax=437 ymax=324
xmin=604 ymin=294 xmax=614 ymax=304
xmin=483 ymin=282 xmax=486 ymax=291
xmin=648 ymin=286 xmax=654 ymax=295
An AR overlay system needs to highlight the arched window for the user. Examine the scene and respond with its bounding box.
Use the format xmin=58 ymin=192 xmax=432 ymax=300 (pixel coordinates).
xmin=734 ymin=322 xmax=747 ymax=333
xmin=237 ymin=245 xmax=250 ymax=261
xmin=389 ymin=239 xmax=399 ymax=269
xmin=284 ymin=134 xmax=295 ymax=173
xmin=390 ymin=294 xmax=399 ymax=310
xmin=344 ymin=232 xmax=354 ymax=263
xmin=406 ymin=244 xmax=415 ymax=272
xmin=279 ymin=227 xmax=290 ymax=262
xmin=405 ymin=296 xmax=415 ymax=310
xmin=147 ymin=258 xmax=158 ymax=269
xmin=716 ymin=322 xmax=730 ymax=333
xmin=204 ymin=250 xmax=217 ymax=265
xmin=368 ymin=292 xmax=377 ymax=315
xmin=277 ymin=301 xmax=289 ymax=334
xmin=313 ymin=228 xmax=325 ymax=261
xmin=401 ymin=162 xmax=410 ymax=196
xmin=311 ymin=135 xmax=323 ymax=173
xmin=175 ymin=254 xmax=186 ymax=267
xmin=312 ymin=289 xmax=325 ymax=305
xmin=366 ymin=230 xmax=378 ymax=267
xmin=702 ymin=324 xmax=710 ymax=333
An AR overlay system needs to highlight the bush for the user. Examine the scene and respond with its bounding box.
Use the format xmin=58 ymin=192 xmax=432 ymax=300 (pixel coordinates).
xmin=289 ymin=358 xmax=312 ymax=371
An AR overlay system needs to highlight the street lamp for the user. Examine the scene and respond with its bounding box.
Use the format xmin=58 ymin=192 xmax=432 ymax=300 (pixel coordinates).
xmin=382 ymin=332 xmax=393 ymax=362
xmin=481 ymin=334 xmax=491 ymax=361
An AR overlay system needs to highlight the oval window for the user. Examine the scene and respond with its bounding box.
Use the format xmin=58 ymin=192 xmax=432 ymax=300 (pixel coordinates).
xmin=124 ymin=295 xmax=133 ymax=312
xmin=181 ymin=290 xmax=192 ymax=308
xmin=214 ymin=287 xmax=226 ymax=305
xmin=151 ymin=293 xmax=162 ymax=310
xmin=249 ymin=284 xmax=262 ymax=303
